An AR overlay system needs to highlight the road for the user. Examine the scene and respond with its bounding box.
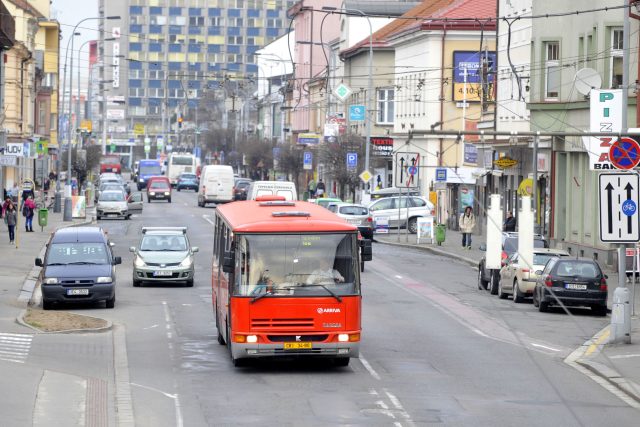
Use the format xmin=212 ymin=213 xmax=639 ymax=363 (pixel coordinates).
xmin=2 ymin=185 xmax=639 ymax=426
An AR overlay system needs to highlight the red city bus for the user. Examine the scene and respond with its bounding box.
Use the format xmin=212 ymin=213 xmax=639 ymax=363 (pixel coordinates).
xmin=212 ymin=197 xmax=371 ymax=367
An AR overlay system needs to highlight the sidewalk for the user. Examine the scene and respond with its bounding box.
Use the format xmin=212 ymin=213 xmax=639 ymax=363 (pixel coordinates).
xmin=375 ymin=227 xmax=640 ymax=405
xmin=0 ymin=207 xmax=93 ymax=332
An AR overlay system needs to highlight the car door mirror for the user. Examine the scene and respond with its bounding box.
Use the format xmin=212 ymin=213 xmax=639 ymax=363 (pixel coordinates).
xmin=223 ymin=251 xmax=235 ymax=274
xmin=35 ymin=258 xmax=43 ymax=267
xmin=114 ymin=256 xmax=122 ymax=265
xmin=129 ymin=246 xmax=136 ymax=253
xmin=192 ymin=247 xmax=199 ymax=253
xmin=535 ymin=270 xmax=543 ymax=275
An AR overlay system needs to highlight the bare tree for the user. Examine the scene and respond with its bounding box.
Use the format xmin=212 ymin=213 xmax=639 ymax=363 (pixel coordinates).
xmin=318 ymin=134 xmax=366 ymax=200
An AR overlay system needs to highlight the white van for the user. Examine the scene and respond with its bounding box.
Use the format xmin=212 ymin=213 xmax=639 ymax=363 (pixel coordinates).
xmin=197 ymin=165 xmax=234 ymax=206
xmin=246 ymin=181 xmax=297 ymax=201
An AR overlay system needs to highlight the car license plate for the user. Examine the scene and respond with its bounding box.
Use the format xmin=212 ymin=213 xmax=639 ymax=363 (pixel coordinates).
xmin=348 ymin=219 xmax=362 ymax=225
xmin=67 ymin=289 xmax=89 ymax=296
xmin=153 ymin=271 xmax=172 ymax=277
xmin=283 ymin=342 xmax=312 ymax=350
xmin=565 ymin=283 xmax=587 ymax=290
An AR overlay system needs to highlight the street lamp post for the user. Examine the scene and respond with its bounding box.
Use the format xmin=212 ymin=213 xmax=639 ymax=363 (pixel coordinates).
xmin=322 ymin=7 xmax=373 ymax=189
xmin=63 ymin=16 xmax=120 ymax=221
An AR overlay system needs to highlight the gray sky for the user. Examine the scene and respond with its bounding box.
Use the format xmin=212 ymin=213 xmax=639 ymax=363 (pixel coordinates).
xmin=51 ymin=0 xmax=100 ymax=85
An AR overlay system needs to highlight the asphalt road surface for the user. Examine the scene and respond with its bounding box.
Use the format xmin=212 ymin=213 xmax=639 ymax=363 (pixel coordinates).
xmin=3 ymin=186 xmax=638 ymax=426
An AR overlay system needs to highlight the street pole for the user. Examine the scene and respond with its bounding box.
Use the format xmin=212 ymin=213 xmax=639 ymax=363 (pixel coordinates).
xmin=533 ymin=131 xmax=539 ymax=230
xmin=362 ymin=12 xmax=373 ymax=189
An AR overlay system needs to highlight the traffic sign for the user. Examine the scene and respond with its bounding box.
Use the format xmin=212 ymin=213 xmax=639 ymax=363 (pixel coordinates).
xmin=435 ymin=168 xmax=447 ymax=182
xmin=156 ymin=136 xmax=164 ymax=148
xmin=609 ymin=137 xmax=640 ymax=170
xmin=346 ymin=152 xmax=358 ymax=169
xmin=599 ymin=173 xmax=640 ymax=242
xmin=334 ymin=83 xmax=352 ymax=102
xmin=349 ymin=105 xmax=365 ymax=121
xmin=395 ymin=152 xmax=420 ymax=188
xmin=303 ymin=151 xmax=313 ymax=170
xmin=359 ymin=170 xmax=373 ymax=184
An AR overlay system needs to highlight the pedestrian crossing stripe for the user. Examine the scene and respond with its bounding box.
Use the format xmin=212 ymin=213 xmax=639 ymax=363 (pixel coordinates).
xmin=0 ymin=332 xmax=33 ymax=364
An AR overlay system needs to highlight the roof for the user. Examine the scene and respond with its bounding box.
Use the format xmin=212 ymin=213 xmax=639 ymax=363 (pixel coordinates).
xmin=341 ymin=0 xmax=455 ymax=59
xmin=51 ymin=227 xmax=107 ymax=243
xmin=216 ymin=200 xmax=358 ymax=234
xmin=5 ymin=0 xmax=45 ymax=18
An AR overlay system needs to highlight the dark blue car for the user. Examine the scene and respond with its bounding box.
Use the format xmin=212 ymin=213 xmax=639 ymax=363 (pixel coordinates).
xmin=35 ymin=227 xmax=121 ymax=309
xmin=176 ymin=173 xmax=199 ymax=192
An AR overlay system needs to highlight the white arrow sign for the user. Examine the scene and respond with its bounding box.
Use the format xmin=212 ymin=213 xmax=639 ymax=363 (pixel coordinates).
xmin=599 ymin=173 xmax=640 ymax=242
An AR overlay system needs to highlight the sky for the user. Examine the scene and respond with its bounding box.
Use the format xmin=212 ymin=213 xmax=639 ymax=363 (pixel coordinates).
xmin=51 ymin=0 xmax=100 ymax=88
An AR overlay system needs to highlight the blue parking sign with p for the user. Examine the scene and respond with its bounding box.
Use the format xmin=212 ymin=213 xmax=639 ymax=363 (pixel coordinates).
xmin=347 ymin=152 xmax=358 ymax=169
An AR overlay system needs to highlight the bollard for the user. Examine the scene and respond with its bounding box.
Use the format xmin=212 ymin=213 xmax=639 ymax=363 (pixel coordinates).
xmin=53 ymin=191 xmax=62 ymax=213
xmin=610 ymin=287 xmax=631 ymax=344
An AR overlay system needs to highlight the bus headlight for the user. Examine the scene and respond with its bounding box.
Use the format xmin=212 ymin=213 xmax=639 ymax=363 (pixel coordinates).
xmin=338 ymin=334 xmax=349 ymax=342
xmin=246 ymin=335 xmax=258 ymax=343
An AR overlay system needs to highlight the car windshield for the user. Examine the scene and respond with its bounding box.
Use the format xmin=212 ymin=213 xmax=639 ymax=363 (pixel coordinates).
xmin=235 ymin=233 xmax=358 ymax=297
xmin=180 ymin=174 xmax=197 ymax=180
xmin=150 ymin=181 xmax=168 ymax=189
xmin=554 ymin=261 xmax=601 ymax=278
xmin=236 ymin=181 xmax=250 ymax=189
xmin=533 ymin=253 xmax=561 ymax=266
xmin=47 ymin=243 xmax=109 ymax=265
xmin=140 ymin=235 xmax=188 ymax=251
xmin=140 ymin=165 xmax=162 ymax=175
xmin=339 ymin=206 xmax=368 ymax=216
xmin=318 ymin=199 xmax=340 ymax=208
xmin=99 ymin=192 xmax=125 ymax=202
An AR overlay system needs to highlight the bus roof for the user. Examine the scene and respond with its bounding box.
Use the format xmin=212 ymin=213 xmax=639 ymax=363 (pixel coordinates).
xmin=216 ymin=200 xmax=358 ymax=233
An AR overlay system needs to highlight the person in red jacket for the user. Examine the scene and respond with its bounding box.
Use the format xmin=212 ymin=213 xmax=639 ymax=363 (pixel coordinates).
xmin=22 ymin=196 xmax=36 ymax=232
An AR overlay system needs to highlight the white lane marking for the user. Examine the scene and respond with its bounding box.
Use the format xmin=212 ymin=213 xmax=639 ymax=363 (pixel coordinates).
xmin=0 ymin=332 xmax=32 ymax=363
xmin=202 ymin=215 xmax=215 ymax=226
xmin=610 ymin=353 xmax=640 ymax=359
xmin=385 ymin=389 xmax=414 ymax=426
xmin=130 ymin=382 xmax=178 ymax=399
xmin=359 ymin=355 xmax=381 ymax=380
xmin=395 ymin=275 xmax=403 ymax=279
xmin=160 ymin=301 xmax=184 ymax=427
xmin=530 ymin=343 xmax=561 ymax=352
xmin=143 ymin=324 xmax=159 ymax=330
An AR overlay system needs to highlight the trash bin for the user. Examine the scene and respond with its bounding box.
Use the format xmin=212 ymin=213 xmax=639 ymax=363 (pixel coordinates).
xmin=302 ymin=191 xmax=309 ymax=201
xmin=435 ymin=223 xmax=446 ymax=246
xmin=38 ymin=208 xmax=48 ymax=229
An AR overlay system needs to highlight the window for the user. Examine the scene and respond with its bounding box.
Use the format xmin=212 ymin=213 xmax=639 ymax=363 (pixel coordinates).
xmin=169 ymin=88 xmax=185 ymax=98
xmin=149 ymin=104 xmax=161 ymax=115
xmin=228 ymin=17 xmax=244 ymax=26
xmin=151 ymin=16 xmax=167 ymax=25
xmin=545 ymin=42 xmax=560 ymax=99
xmin=148 ymin=88 xmax=165 ymax=97
xmin=149 ymin=70 xmax=165 ymax=79
xmin=130 ymin=15 xmax=144 ymax=25
xmin=129 ymin=87 xmax=146 ymax=97
xmin=228 ymin=36 xmax=243 ymax=45
xmin=209 ymin=16 xmax=224 ymax=26
xmin=170 ymin=16 xmax=187 ymax=25
xmin=130 ymin=106 xmax=146 ymax=116
xmin=129 ymin=69 xmax=144 ymax=79
xmin=611 ymin=28 xmax=623 ymax=88
xmin=38 ymin=101 xmax=46 ymax=134
xmin=50 ymin=113 xmax=57 ymax=130
xmin=377 ymin=88 xmax=394 ymax=124
xmin=267 ymin=18 xmax=282 ymax=27
xmin=190 ymin=16 xmax=204 ymax=26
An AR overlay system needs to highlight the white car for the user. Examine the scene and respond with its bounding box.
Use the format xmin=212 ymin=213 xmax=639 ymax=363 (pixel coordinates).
xmin=368 ymin=196 xmax=434 ymax=234
xmin=498 ymin=248 xmax=570 ymax=302
xmin=97 ymin=190 xmax=130 ymax=220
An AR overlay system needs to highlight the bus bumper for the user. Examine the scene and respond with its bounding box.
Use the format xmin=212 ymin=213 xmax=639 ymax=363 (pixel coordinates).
xmin=231 ymin=342 xmax=359 ymax=360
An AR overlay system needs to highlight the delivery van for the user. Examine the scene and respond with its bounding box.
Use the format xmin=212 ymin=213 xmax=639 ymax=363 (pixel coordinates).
xmin=197 ymin=165 xmax=234 ymax=206
xmin=246 ymin=181 xmax=297 ymax=201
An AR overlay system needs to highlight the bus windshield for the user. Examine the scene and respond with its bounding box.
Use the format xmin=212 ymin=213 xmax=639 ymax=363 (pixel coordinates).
xmin=235 ymin=233 xmax=359 ymax=297
xmin=140 ymin=164 xmax=162 ymax=175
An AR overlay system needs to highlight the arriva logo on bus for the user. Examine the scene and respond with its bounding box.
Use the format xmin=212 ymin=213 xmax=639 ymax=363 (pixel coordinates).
xmin=317 ymin=308 xmax=341 ymax=314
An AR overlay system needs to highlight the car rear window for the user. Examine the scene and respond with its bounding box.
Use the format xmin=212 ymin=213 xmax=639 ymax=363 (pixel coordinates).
xmin=504 ymin=237 xmax=546 ymax=253
xmin=339 ymin=206 xmax=368 ymax=215
xmin=533 ymin=253 xmax=559 ymax=266
xmin=150 ymin=181 xmax=168 ymax=189
xmin=554 ymin=261 xmax=601 ymax=278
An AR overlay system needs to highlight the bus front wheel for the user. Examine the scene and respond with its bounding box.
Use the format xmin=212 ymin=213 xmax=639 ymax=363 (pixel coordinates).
xmin=334 ymin=357 xmax=350 ymax=367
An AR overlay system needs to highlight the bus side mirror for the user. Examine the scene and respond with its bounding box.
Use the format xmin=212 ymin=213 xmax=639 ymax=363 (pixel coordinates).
xmin=360 ymin=239 xmax=373 ymax=262
xmin=223 ymin=251 xmax=235 ymax=273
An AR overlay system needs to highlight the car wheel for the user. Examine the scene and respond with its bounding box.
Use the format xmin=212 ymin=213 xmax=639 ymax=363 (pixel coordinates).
xmin=498 ymin=279 xmax=508 ymax=299
xmin=147 ymin=198 xmax=151 ymax=203
xmin=478 ymin=265 xmax=489 ymax=290
xmin=96 ymin=215 xmax=101 ymax=221
xmin=513 ymin=281 xmax=525 ymax=303
xmin=42 ymin=298 xmax=53 ymax=310
xmin=334 ymin=357 xmax=350 ymax=367
xmin=185 ymin=279 xmax=194 ymax=287
xmin=168 ymin=198 xmax=172 ymax=203
xmin=133 ymin=278 xmax=141 ymax=287
xmin=361 ymin=258 xmax=365 ymax=272
xmin=538 ymin=298 xmax=549 ymax=312
xmin=532 ymin=288 xmax=540 ymax=307
xmin=489 ymin=271 xmax=499 ymax=295
xmin=592 ymin=304 xmax=607 ymax=316
xmin=408 ymin=217 xmax=418 ymax=234
xmin=106 ymin=294 xmax=115 ymax=309
xmin=177 ymin=187 xmax=181 ymax=192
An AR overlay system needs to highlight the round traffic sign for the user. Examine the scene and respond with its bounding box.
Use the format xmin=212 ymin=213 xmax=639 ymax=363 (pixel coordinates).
xmin=623 ymin=199 xmax=637 ymax=216
xmin=609 ymin=137 xmax=640 ymax=170
xmin=408 ymin=166 xmax=418 ymax=175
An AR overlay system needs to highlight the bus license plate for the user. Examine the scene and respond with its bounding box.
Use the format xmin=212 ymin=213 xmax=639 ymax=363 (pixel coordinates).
xmin=153 ymin=271 xmax=172 ymax=277
xmin=284 ymin=342 xmax=312 ymax=350
xmin=67 ymin=289 xmax=89 ymax=296
xmin=565 ymin=283 xmax=587 ymax=290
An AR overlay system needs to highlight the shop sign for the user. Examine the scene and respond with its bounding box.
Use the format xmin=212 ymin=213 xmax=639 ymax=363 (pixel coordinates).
xmin=494 ymin=157 xmax=518 ymax=169
xmin=371 ymin=137 xmax=393 ymax=157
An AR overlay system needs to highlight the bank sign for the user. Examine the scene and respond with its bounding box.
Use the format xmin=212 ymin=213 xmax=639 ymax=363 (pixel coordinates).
xmin=584 ymin=89 xmax=623 ymax=170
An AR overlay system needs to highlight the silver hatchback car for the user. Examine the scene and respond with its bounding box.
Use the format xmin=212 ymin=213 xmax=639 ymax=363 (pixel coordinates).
xmin=130 ymin=227 xmax=198 ymax=287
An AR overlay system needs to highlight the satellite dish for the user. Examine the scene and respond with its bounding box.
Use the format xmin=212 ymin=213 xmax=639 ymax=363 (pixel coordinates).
xmin=574 ymin=68 xmax=602 ymax=95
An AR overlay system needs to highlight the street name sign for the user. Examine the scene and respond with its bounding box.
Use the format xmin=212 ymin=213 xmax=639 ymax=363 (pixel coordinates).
xmin=599 ymin=173 xmax=640 ymax=242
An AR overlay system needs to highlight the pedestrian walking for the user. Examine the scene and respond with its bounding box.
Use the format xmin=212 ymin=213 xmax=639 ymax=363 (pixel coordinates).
xmin=459 ymin=206 xmax=476 ymax=249
xmin=4 ymin=201 xmax=17 ymax=244
xmin=316 ymin=179 xmax=326 ymax=198
xmin=504 ymin=211 xmax=517 ymax=232
xmin=22 ymin=196 xmax=36 ymax=232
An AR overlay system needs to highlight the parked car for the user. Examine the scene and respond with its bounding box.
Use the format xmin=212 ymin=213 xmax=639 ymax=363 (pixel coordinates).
xmin=370 ymin=187 xmax=420 ymax=199
xmin=129 ymin=227 xmax=198 ymax=287
xmin=147 ymin=176 xmax=172 ymax=203
xmin=95 ymin=183 xmax=127 ymax=202
xmin=233 ymin=178 xmax=252 ymax=200
xmin=314 ymin=197 xmax=342 ymax=208
xmin=34 ymin=226 xmax=121 ymax=309
xmin=97 ymin=190 xmax=130 ymax=220
xmin=533 ymin=258 xmax=608 ymax=316
xmin=176 ymin=173 xmax=199 ymax=192
xmin=328 ymin=202 xmax=375 ymax=240
xmin=498 ymin=248 xmax=570 ymax=302
xmin=368 ymin=196 xmax=434 ymax=234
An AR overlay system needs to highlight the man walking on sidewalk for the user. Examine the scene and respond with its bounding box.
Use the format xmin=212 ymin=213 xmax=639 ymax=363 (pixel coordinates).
xmin=459 ymin=206 xmax=476 ymax=249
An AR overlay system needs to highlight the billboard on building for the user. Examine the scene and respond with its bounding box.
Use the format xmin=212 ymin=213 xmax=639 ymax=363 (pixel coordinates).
xmin=452 ymin=51 xmax=496 ymax=102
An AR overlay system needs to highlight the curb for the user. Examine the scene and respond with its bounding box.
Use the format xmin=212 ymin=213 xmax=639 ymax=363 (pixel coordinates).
xmin=376 ymin=239 xmax=478 ymax=268
xmin=15 ymin=308 xmax=113 ymax=334
xmin=565 ymin=325 xmax=640 ymax=407
xmin=18 ymin=216 xmax=95 ymax=309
